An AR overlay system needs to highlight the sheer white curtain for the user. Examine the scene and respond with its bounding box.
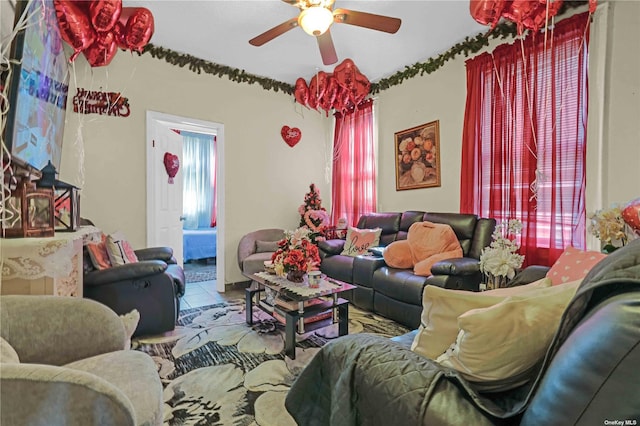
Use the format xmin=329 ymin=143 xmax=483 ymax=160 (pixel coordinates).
xmin=182 ymin=131 xmax=215 ymax=229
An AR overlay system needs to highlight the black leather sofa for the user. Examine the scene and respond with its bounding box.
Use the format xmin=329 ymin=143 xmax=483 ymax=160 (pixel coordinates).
xmin=319 ymin=211 xmax=496 ymax=328
xmin=83 ymin=246 xmax=186 ymax=337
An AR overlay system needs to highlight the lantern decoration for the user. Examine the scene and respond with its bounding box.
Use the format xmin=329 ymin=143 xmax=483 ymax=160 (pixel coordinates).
xmin=37 ymin=161 xmax=81 ymax=232
xmin=2 ymin=176 xmax=55 ymax=238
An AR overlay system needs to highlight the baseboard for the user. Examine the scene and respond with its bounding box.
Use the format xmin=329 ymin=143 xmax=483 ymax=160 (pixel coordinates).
xmin=224 ymin=280 xmax=251 ymax=291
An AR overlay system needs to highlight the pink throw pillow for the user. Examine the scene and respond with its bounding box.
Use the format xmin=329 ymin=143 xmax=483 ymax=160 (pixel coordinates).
xmin=340 ymin=227 xmax=382 ymax=257
xmin=546 ymin=246 xmax=606 ymax=285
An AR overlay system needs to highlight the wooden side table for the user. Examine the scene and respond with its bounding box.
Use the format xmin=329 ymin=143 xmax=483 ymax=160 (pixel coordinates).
xmin=1 ymin=226 xmax=101 ymax=297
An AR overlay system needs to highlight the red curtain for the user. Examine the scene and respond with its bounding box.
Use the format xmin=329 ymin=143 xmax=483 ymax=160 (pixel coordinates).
xmin=461 ymin=12 xmax=590 ymax=266
xmin=331 ymin=99 xmax=377 ymax=227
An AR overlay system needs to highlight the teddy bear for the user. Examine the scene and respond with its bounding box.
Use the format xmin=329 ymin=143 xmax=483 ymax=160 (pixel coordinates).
xmin=383 ymin=221 xmax=463 ymax=276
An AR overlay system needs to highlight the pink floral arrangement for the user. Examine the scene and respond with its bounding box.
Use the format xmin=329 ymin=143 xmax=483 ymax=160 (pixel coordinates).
xmin=271 ymin=228 xmax=321 ymax=275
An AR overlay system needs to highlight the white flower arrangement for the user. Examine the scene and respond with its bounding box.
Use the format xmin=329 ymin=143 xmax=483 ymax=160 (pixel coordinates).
xmin=588 ymin=205 xmax=628 ymax=252
xmin=480 ymin=219 xmax=525 ymax=285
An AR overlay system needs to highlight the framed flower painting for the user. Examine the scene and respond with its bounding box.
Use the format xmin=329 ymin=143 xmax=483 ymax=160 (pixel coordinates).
xmin=394 ymin=120 xmax=441 ymax=191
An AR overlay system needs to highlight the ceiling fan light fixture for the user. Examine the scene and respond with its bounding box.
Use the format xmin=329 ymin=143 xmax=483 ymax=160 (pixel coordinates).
xmin=298 ymin=6 xmax=333 ymax=36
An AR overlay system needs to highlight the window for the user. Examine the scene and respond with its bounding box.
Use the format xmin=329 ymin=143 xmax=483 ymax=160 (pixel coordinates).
xmin=461 ymin=13 xmax=591 ymax=266
xmin=330 ymin=99 xmax=376 ymax=227
xmin=182 ymin=131 xmax=216 ymax=229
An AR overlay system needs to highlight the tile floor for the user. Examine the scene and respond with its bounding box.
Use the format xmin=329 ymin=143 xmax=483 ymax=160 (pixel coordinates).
xmin=181 ymin=279 xmax=246 ymax=311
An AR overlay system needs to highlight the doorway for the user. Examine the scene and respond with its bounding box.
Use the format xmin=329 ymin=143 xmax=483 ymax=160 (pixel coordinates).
xmin=146 ymin=111 xmax=226 ymax=293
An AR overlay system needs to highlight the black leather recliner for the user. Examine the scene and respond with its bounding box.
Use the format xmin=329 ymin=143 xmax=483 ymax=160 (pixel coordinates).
xmin=80 ymin=220 xmax=186 ymax=337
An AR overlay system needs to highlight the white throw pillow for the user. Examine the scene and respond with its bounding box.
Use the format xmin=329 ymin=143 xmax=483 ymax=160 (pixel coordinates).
xmin=120 ymin=309 xmax=140 ymax=350
xmin=106 ymin=231 xmax=139 ymax=266
xmin=340 ymin=227 xmax=382 ymax=257
xmin=436 ymin=280 xmax=580 ymax=390
xmin=411 ymin=277 xmax=553 ymax=359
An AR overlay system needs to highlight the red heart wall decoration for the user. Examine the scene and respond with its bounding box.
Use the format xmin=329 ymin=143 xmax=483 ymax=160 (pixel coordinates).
xmin=163 ymin=152 xmax=180 ymax=184
xmin=281 ymin=126 xmax=302 ymax=148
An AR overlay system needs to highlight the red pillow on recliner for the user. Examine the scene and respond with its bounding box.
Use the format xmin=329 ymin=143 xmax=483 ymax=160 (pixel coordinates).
xmin=86 ymin=234 xmax=112 ymax=270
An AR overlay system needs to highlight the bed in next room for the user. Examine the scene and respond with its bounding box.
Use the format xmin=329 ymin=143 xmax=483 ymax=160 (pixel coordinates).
xmin=183 ymin=227 xmax=217 ymax=262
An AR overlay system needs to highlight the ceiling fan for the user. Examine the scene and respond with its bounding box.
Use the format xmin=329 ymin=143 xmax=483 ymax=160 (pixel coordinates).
xmin=249 ymin=0 xmax=401 ymax=66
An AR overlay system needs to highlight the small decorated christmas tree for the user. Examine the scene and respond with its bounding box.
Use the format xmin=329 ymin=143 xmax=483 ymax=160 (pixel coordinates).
xmin=298 ymin=183 xmax=329 ymax=235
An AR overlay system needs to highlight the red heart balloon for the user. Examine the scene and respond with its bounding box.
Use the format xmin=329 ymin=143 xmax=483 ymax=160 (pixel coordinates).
xmin=89 ymin=0 xmax=122 ymax=32
xmin=54 ymin=0 xmax=96 ymax=61
xmin=294 ymin=78 xmax=309 ymax=107
xmin=281 ymin=126 xmax=302 ymax=148
xmin=622 ymin=197 xmax=640 ymax=234
xmin=163 ymin=152 xmax=180 ymax=184
xmin=470 ymin=0 xmax=506 ymax=29
xmin=83 ymin=30 xmax=117 ymax=67
xmin=121 ymin=7 xmax=154 ymax=52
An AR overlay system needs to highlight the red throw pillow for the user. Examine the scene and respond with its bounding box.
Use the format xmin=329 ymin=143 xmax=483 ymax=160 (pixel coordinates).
xmin=86 ymin=234 xmax=112 ymax=270
xmin=546 ymin=246 xmax=606 ymax=285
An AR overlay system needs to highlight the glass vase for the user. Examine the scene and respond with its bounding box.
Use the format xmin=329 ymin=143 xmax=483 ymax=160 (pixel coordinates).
xmin=484 ymin=273 xmax=508 ymax=290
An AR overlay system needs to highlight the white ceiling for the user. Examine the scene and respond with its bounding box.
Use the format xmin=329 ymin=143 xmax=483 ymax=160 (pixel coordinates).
xmin=125 ymin=0 xmax=489 ymax=85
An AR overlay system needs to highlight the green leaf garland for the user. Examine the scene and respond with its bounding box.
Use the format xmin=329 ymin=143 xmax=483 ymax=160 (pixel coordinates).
xmin=141 ymin=2 xmax=587 ymax=96
xmin=142 ymin=45 xmax=295 ymax=94
xmin=371 ymin=1 xmax=588 ymax=94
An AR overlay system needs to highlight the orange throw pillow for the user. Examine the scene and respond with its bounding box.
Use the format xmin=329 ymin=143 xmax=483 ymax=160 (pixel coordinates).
xmin=414 ymin=248 xmax=464 ymax=276
xmin=407 ymin=221 xmax=461 ymax=265
xmin=546 ymin=246 xmax=606 ymax=285
xmin=383 ymin=240 xmax=414 ymax=269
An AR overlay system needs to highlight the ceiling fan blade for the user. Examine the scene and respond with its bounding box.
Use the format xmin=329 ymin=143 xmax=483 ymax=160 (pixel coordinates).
xmin=317 ymin=30 xmax=338 ymax=65
xmin=333 ymin=8 xmax=401 ymax=34
xmin=249 ymin=17 xmax=299 ymax=46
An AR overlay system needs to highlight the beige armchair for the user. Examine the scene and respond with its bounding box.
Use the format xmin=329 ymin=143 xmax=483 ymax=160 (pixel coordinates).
xmin=0 ymin=296 xmax=163 ymax=426
xmin=237 ymin=228 xmax=285 ymax=276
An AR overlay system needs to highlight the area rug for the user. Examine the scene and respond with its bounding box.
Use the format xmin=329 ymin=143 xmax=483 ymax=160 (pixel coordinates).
xmin=134 ymin=299 xmax=410 ymax=426
xmin=184 ymin=262 xmax=217 ymax=283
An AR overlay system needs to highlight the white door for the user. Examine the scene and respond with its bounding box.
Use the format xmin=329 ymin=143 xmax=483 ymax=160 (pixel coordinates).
xmin=147 ymin=118 xmax=184 ymax=266
xmin=146 ymin=111 xmax=226 ymax=293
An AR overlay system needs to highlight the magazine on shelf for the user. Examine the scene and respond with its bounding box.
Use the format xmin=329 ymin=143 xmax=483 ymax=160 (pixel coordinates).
xmin=272 ymin=310 xmax=333 ymax=326
xmin=275 ymin=296 xmax=324 ymax=311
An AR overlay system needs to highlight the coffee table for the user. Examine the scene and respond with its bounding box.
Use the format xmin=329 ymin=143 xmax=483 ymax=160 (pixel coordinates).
xmin=244 ymin=271 xmax=356 ymax=359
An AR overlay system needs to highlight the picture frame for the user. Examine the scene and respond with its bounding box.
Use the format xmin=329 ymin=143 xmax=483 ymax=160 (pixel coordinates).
xmin=394 ymin=120 xmax=441 ymax=191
